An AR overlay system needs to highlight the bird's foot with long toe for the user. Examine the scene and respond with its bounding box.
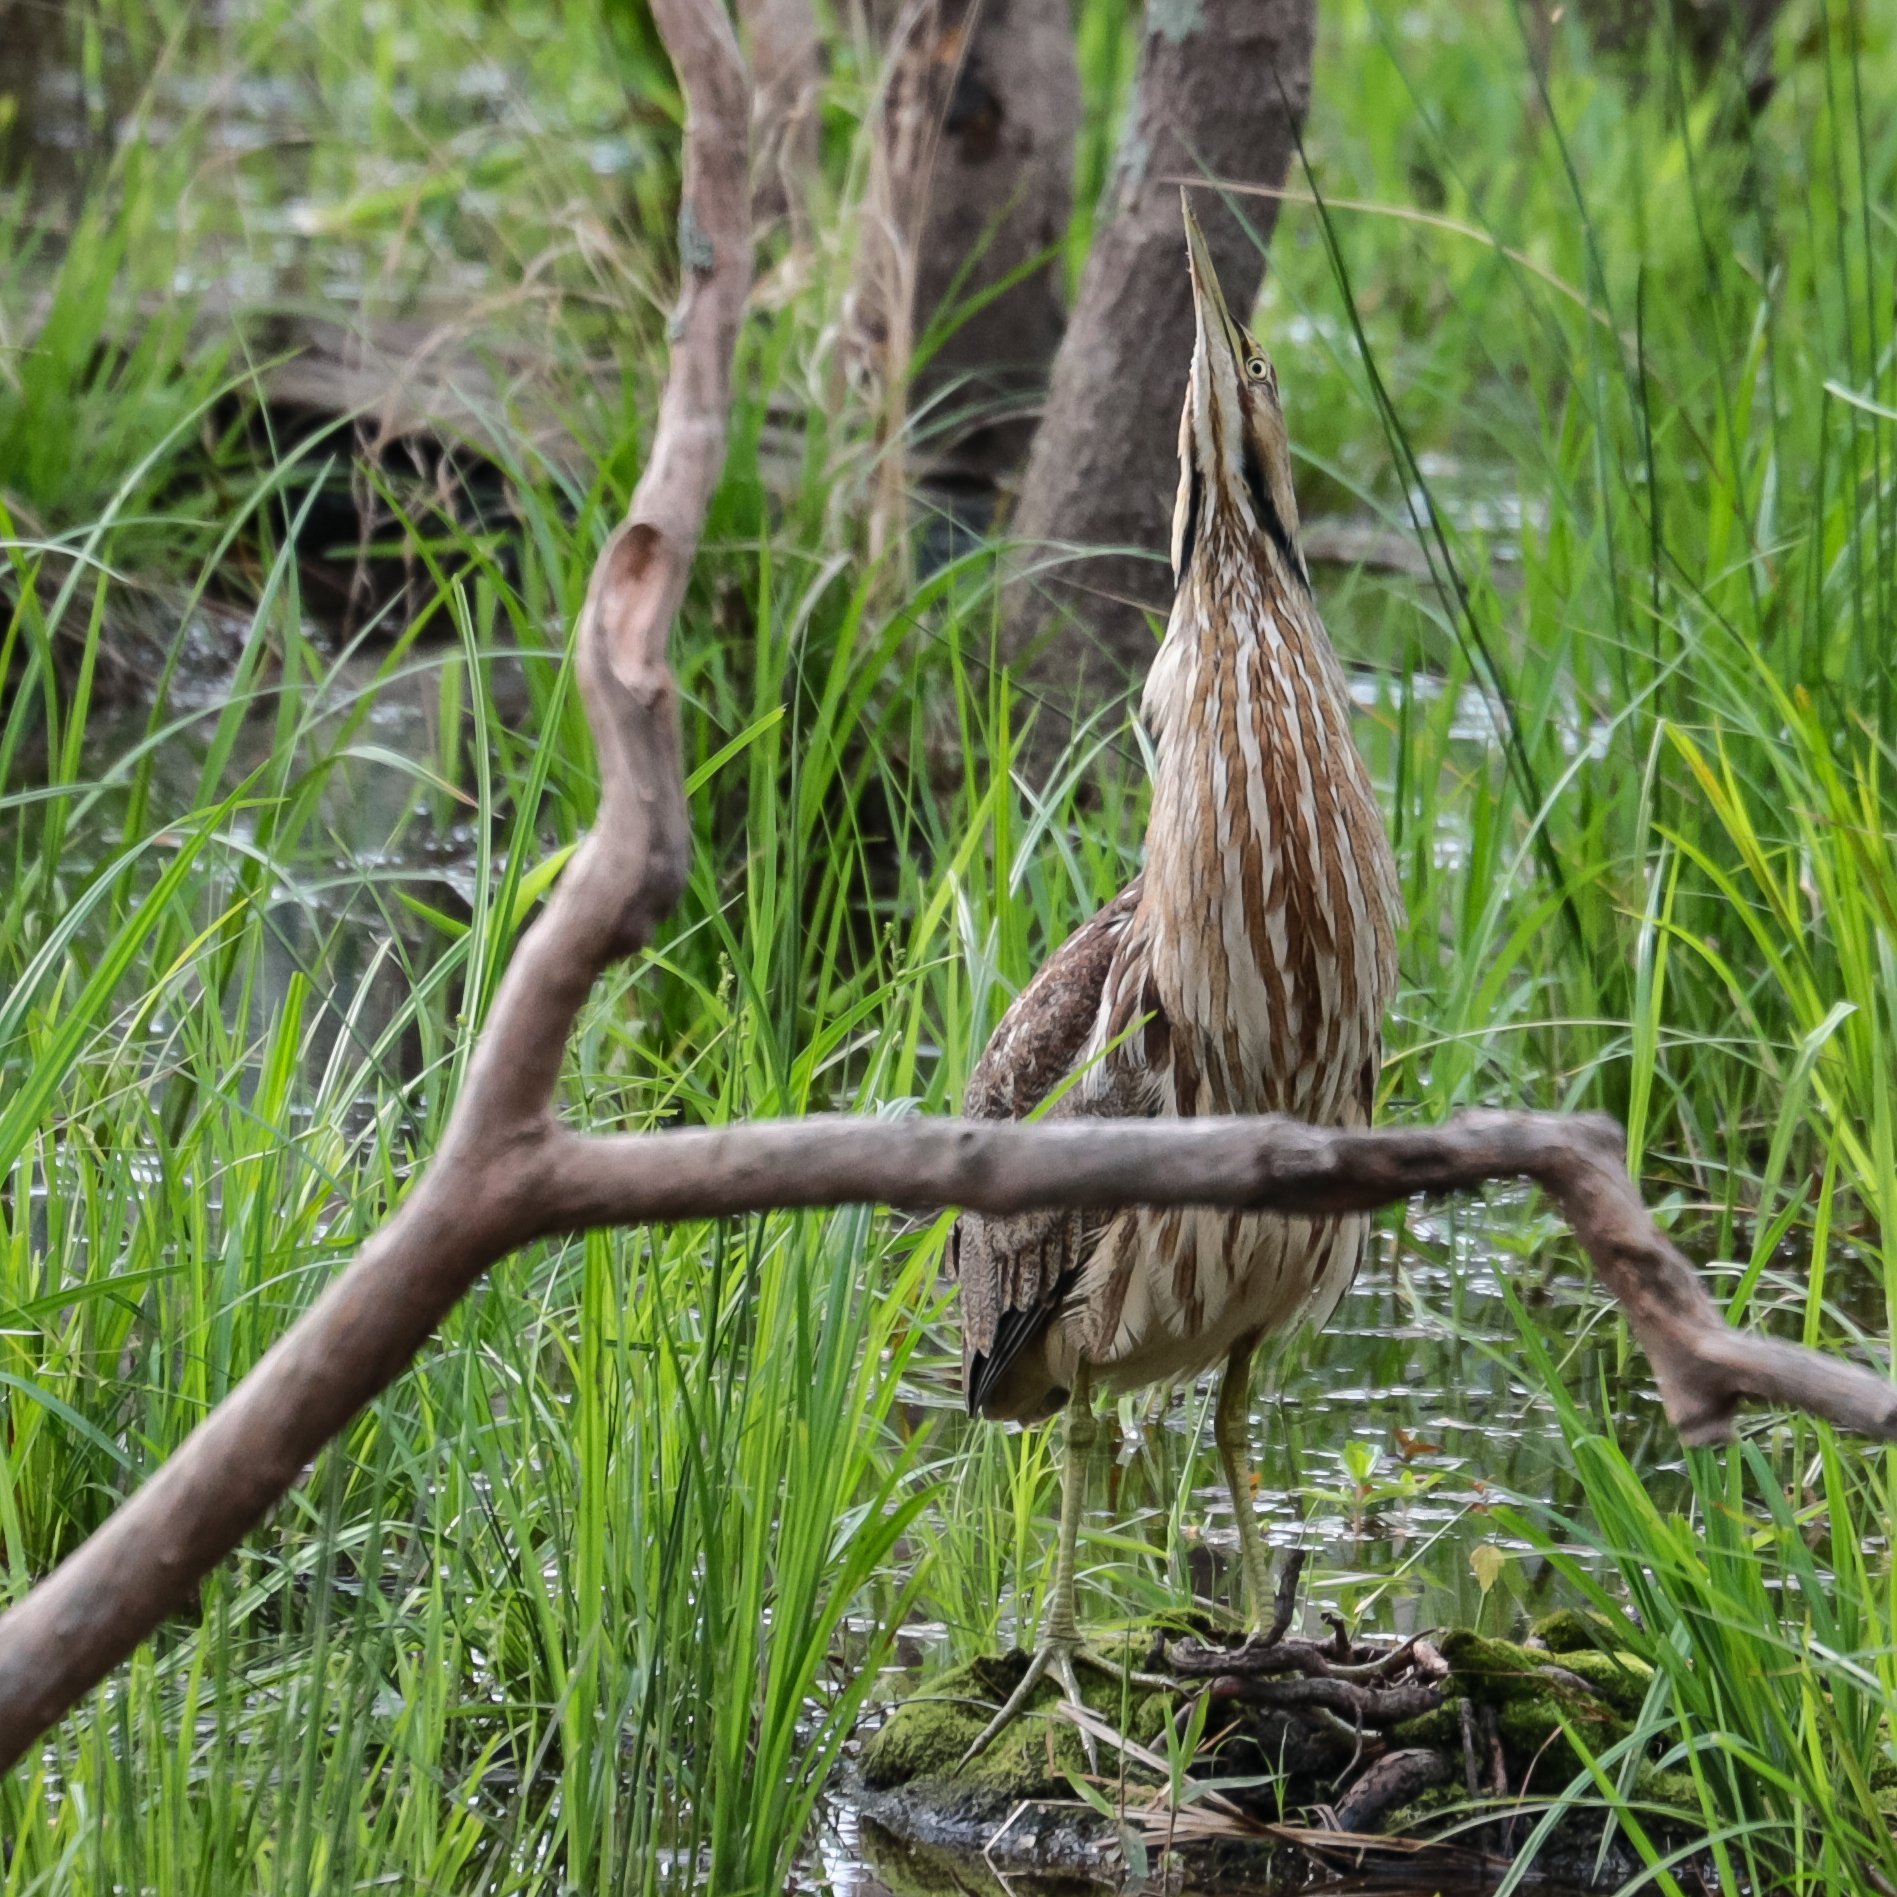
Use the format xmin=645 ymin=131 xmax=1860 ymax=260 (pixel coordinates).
xmin=957 ymin=1636 xmax=1171 ymax=1774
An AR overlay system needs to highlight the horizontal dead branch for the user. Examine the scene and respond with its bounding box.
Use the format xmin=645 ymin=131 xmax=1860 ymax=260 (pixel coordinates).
xmin=1169 ymin=1628 xmax=1426 ymax=1684
xmin=2 ymin=1104 xmax=1893 ymax=1771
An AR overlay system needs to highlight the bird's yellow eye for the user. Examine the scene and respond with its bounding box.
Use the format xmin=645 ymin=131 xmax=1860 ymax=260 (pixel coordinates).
xmin=1245 ymin=354 xmax=1270 ymax=382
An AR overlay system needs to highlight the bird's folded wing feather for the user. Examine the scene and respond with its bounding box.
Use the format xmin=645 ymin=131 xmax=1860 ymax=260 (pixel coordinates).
xmin=953 ymin=877 xmax=1158 ymax=1409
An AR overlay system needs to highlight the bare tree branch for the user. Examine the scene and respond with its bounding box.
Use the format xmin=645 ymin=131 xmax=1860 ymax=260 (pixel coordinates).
xmin=0 ymin=0 xmax=755 ymax=1774
xmin=0 ymin=0 xmax=1892 ymax=1787
xmin=531 ymin=1109 xmax=1897 ymax=1449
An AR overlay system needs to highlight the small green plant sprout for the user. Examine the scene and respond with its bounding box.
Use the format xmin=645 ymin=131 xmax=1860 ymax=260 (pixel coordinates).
xmin=1469 ymin=1540 xmax=1507 ymax=1632
xmin=1162 ymin=1679 xmax=1216 ymax=1808
xmin=1318 ymin=1433 xmax=1447 ymax=1532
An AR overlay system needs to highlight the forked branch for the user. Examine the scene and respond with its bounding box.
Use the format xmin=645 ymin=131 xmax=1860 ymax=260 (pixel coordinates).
xmin=0 ymin=0 xmax=1892 ymax=1782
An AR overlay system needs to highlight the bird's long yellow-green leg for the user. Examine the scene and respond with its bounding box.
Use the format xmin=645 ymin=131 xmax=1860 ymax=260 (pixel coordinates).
xmin=959 ymin=1365 xmax=1130 ymax=1770
xmin=1041 ymin=1362 xmax=1095 ymax=1645
xmin=1214 ymin=1332 xmax=1276 ymax=1635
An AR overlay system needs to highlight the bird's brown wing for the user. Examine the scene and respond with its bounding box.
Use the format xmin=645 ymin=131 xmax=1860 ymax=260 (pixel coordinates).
xmin=952 ymin=877 xmax=1157 ymax=1415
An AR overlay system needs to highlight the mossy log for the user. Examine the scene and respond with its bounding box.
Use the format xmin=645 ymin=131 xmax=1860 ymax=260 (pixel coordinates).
xmin=862 ymin=1641 xmax=1176 ymax=1806
xmin=1384 ymin=1629 xmax=1648 ymax=1782
xmin=855 ymin=1605 xmax=1676 ymax=1884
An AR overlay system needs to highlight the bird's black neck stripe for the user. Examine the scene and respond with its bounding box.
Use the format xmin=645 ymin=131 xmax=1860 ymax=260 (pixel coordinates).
xmin=1176 ymin=462 xmax=1202 ymax=585
xmin=1241 ymin=435 xmax=1308 ymax=594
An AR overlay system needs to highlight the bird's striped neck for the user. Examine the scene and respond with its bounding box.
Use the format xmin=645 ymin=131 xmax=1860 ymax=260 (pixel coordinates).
xmin=1136 ymin=517 xmax=1398 ymax=1121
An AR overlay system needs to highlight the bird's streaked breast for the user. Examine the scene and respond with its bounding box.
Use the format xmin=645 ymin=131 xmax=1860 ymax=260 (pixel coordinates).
xmin=1078 ymin=511 xmax=1401 ymax=1382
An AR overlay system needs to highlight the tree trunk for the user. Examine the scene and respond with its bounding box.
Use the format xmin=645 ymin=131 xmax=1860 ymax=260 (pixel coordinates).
xmin=855 ymin=0 xmax=1080 ymax=531
xmin=737 ymin=0 xmax=823 ymax=232
xmin=1002 ymin=0 xmax=1317 ymax=744
xmin=1570 ymin=0 xmax=1783 ymax=108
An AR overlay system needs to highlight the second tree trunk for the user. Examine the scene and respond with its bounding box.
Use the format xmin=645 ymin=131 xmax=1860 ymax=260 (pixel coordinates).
xmin=1004 ymin=0 xmax=1317 ymax=753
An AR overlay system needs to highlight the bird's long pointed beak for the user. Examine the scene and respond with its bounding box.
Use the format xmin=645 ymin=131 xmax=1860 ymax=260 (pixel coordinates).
xmin=1174 ymin=194 xmax=1305 ymax=584
xmin=1181 ymin=192 xmax=1245 ymax=384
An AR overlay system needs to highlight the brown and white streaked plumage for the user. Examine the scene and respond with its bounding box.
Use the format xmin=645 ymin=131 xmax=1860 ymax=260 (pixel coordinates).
xmin=954 ymin=197 xmax=1402 ymax=1759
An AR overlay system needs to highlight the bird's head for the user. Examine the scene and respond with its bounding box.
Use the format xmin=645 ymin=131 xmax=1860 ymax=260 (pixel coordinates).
xmin=1171 ymin=192 xmax=1306 ymax=593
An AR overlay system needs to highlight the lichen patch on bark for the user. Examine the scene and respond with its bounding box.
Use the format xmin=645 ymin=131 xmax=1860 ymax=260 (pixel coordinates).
xmin=1148 ymin=0 xmax=1206 ymax=44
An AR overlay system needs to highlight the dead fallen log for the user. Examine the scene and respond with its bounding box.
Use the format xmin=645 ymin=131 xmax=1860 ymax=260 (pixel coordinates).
xmin=0 ymin=0 xmax=1894 ymax=1789
xmin=1330 ymin=1747 xmax=1456 ymax=1833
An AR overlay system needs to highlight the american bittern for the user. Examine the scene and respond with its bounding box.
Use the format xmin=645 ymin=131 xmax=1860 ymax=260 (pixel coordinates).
xmin=953 ymin=195 xmax=1402 ymax=1759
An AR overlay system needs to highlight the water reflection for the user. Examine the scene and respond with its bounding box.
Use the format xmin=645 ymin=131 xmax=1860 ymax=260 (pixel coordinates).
xmin=817 ymin=1806 xmax=1596 ymax=1897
